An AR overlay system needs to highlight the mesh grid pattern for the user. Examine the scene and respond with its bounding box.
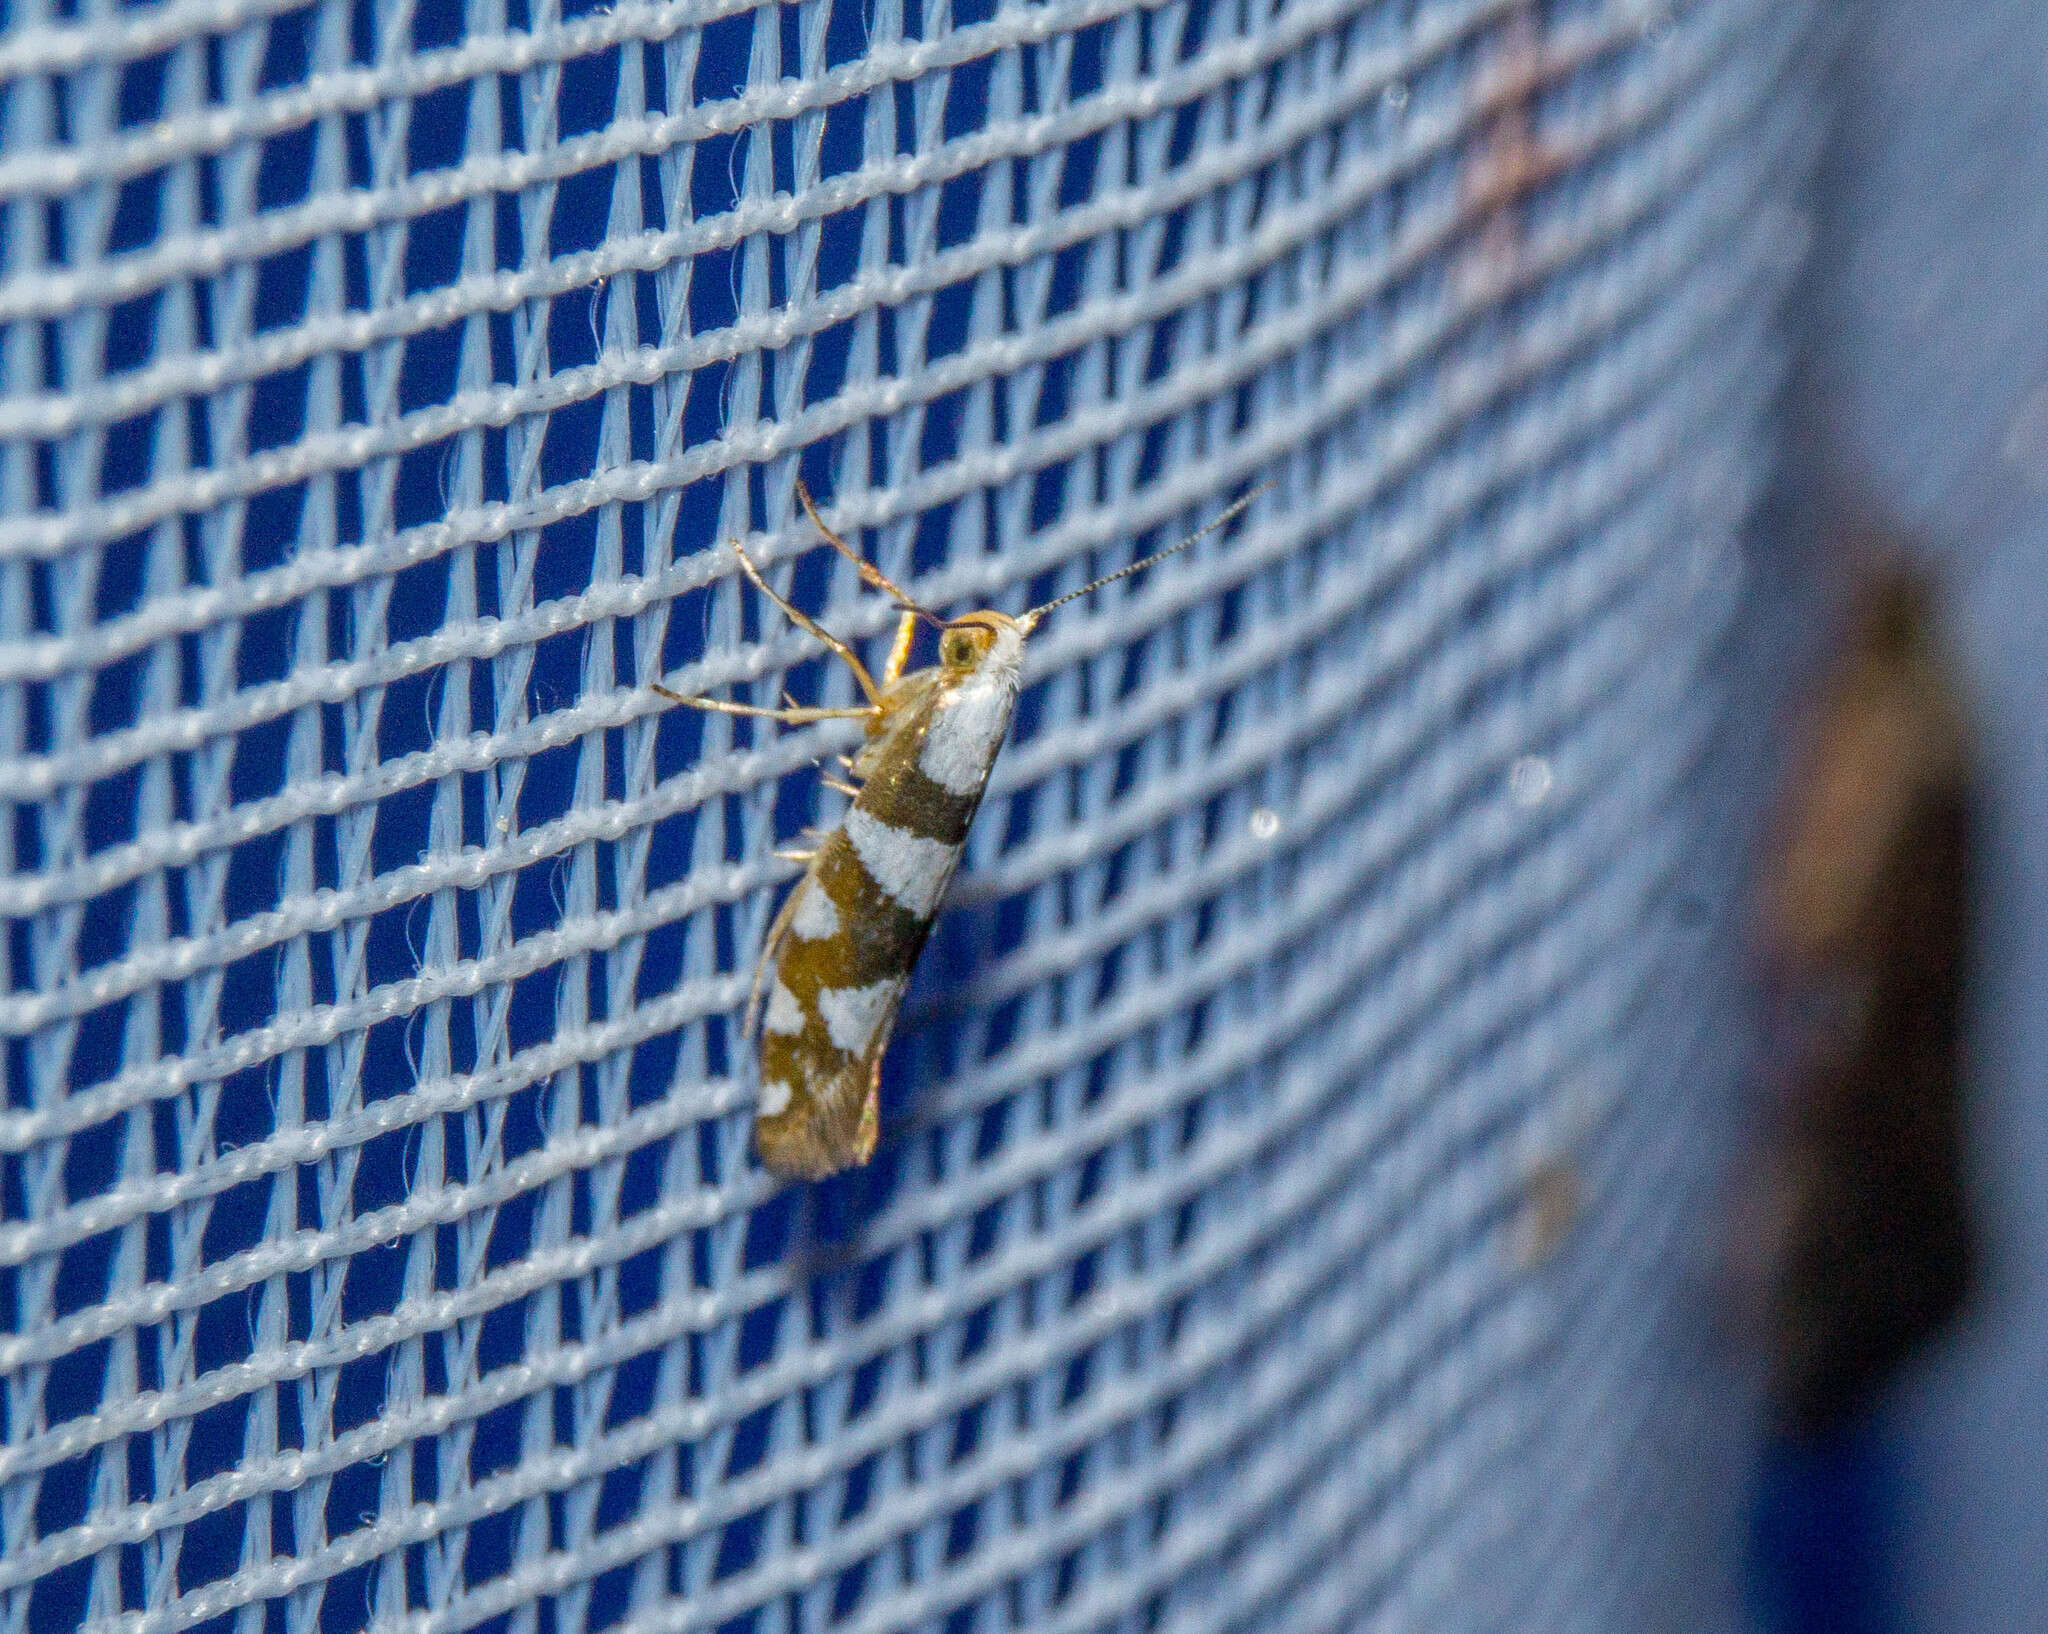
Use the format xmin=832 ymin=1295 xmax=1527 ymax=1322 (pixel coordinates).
xmin=0 ymin=0 xmax=1816 ymax=1629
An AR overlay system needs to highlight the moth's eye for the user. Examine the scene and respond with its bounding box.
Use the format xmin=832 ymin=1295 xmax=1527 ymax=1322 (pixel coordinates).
xmin=943 ymin=633 xmax=973 ymax=666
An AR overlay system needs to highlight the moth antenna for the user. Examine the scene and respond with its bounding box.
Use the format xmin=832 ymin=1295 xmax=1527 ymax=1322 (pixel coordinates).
xmin=1022 ymin=480 xmax=1274 ymax=628
xmin=796 ymin=480 xmax=943 ymax=625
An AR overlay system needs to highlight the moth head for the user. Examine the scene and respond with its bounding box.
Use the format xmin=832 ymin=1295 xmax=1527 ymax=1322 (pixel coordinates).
xmin=938 ymin=612 xmax=1018 ymax=673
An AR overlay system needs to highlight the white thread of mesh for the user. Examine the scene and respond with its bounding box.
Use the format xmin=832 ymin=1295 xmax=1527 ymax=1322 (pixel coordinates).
xmin=1 ymin=0 xmax=1817 ymax=1630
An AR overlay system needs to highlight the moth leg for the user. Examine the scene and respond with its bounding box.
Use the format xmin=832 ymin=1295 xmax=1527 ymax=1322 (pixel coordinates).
xmin=651 ymin=684 xmax=870 ymax=724
xmin=821 ymin=776 xmax=860 ymax=798
xmin=880 ymin=608 xmax=920 ymax=686
xmin=796 ymin=480 xmax=929 ymax=613
xmin=730 ymin=541 xmax=886 ymax=708
xmin=772 ymin=824 xmax=827 ymax=864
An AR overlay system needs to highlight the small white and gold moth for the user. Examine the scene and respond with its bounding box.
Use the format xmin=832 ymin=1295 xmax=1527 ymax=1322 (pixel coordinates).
xmin=659 ymin=482 xmax=1263 ymax=1178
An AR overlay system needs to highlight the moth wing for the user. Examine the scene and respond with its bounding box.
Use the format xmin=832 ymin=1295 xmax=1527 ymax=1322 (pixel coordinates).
xmin=752 ymin=667 xmax=957 ymax=1179
xmin=749 ymin=674 xmax=941 ymax=1036
xmin=851 ymin=669 xmax=941 ymax=781
xmin=754 ymin=982 xmax=909 ymax=1179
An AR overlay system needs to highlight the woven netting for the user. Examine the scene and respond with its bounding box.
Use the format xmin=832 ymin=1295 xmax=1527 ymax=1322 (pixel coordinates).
xmin=0 ymin=0 xmax=1817 ymax=1629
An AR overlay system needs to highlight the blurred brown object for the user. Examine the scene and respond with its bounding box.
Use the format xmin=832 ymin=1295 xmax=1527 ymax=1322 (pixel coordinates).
xmin=1751 ymin=551 xmax=1978 ymax=1437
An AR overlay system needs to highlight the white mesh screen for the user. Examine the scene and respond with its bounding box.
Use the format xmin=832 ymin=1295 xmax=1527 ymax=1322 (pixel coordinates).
xmin=0 ymin=0 xmax=1818 ymax=1629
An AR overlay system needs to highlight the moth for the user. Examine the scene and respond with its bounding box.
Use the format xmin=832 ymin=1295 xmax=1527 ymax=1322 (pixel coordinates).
xmin=1749 ymin=555 xmax=1976 ymax=1433
xmin=658 ymin=481 xmax=1263 ymax=1178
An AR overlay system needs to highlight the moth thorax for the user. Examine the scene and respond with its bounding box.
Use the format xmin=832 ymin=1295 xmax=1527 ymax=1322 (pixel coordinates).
xmin=917 ymin=621 xmax=1026 ymax=797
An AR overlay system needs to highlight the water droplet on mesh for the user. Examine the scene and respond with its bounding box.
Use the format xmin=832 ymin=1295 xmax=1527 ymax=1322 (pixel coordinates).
xmin=1509 ymin=756 xmax=1554 ymax=807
